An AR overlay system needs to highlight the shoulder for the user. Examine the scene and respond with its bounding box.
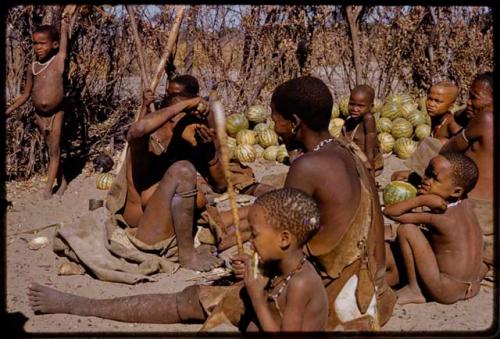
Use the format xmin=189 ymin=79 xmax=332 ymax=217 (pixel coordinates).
xmin=363 ymin=113 xmax=375 ymax=123
xmin=287 ymin=265 xmax=318 ymax=295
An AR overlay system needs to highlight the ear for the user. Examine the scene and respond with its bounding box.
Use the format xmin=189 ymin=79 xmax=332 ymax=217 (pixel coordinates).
xmin=279 ymin=230 xmax=292 ymax=249
xmin=450 ymin=186 xmax=464 ymax=199
xmin=53 ymin=41 xmax=60 ymax=49
xmin=291 ymin=114 xmax=302 ymax=130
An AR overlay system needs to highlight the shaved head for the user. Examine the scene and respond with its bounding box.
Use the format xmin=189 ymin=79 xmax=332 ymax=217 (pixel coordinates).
xmin=352 ymin=85 xmax=375 ymax=103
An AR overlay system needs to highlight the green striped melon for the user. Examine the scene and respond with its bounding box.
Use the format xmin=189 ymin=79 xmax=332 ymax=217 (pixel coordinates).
xmin=414 ymin=124 xmax=431 ymax=140
xmin=399 ymin=102 xmax=418 ymax=119
xmin=263 ymin=145 xmax=280 ymax=161
xmin=253 ymin=144 xmax=265 ymax=158
xmin=377 ymin=132 xmax=395 ymax=153
xmin=257 ymin=128 xmax=279 ymax=148
xmin=235 ymin=144 xmax=256 ymax=163
xmin=418 ymin=96 xmax=428 ymax=114
xmin=227 ymin=136 xmax=237 ymax=159
xmin=406 ymin=110 xmax=427 ymax=127
xmin=331 ymin=103 xmax=340 ymax=119
xmin=383 ymin=181 xmax=418 ymax=206
xmin=376 ymin=117 xmax=393 ymax=134
xmin=380 ymin=104 xmax=400 ymax=120
xmin=396 ymin=94 xmax=413 ymax=106
xmin=394 ymin=137 xmax=417 ymax=159
xmin=339 ymin=96 xmax=350 ymax=117
xmin=384 ymin=95 xmax=399 ymax=106
xmin=391 ymin=118 xmax=413 ymax=138
xmin=226 ymin=114 xmax=249 ymax=137
xmin=424 ymin=113 xmax=431 ymax=126
xmin=236 ymin=129 xmax=256 ymax=145
xmin=276 ymin=144 xmax=289 ymax=163
xmin=253 ymin=122 xmax=270 ymax=134
xmin=329 ymin=118 xmax=345 ymax=138
xmin=373 ymin=98 xmax=383 ymax=113
xmin=246 ymin=105 xmax=267 ymax=124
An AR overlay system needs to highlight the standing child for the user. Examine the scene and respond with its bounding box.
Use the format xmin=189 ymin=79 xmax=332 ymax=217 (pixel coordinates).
xmin=383 ymin=152 xmax=486 ymax=305
xmin=6 ymin=6 xmax=76 ymax=199
xmin=342 ymin=84 xmax=383 ymax=176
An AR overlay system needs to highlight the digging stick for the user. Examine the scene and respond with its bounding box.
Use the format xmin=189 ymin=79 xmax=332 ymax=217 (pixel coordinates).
xmin=126 ymin=5 xmax=155 ymax=113
xmin=210 ymin=99 xmax=244 ymax=255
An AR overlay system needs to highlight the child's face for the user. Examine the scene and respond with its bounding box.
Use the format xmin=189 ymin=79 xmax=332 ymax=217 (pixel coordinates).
xmin=426 ymin=86 xmax=455 ymax=117
xmin=248 ymin=205 xmax=283 ymax=262
xmin=466 ymin=81 xmax=493 ymax=120
xmin=419 ymin=156 xmax=461 ymax=199
xmin=32 ymin=32 xmax=58 ymax=61
xmin=348 ymin=91 xmax=372 ymax=119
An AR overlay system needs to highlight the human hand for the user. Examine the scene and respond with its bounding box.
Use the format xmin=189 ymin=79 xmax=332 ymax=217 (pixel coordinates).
xmin=62 ymin=5 xmax=77 ymax=21
xmin=231 ymin=253 xmax=251 ymax=280
xmin=419 ymin=194 xmax=447 ymax=213
xmin=142 ymin=89 xmax=155 ymax=107
xmin=391 ymin=170 xmax=411 ymax=182
xmin=181 ymin=123 xmax=202 ymax=147
xmin=244 ymin=254 xmax=268 ymax=302
xmin=195 ymin=125 xmax=215 ymax=144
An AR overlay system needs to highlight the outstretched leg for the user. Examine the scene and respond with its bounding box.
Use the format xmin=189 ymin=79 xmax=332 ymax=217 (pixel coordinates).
xmin=28 ymin=283 xmax=206 ymax=324
xmin=135 ymin=160 xmax=222 ymax=271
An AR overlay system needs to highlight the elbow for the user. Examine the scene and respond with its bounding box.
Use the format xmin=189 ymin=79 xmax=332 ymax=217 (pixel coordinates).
xmin=127 ymin=124 xmax=144 ymax=140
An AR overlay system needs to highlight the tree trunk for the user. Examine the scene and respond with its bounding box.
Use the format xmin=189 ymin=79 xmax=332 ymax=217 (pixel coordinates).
xmin=42 ymin=5 xmax=61 ymax=25
xmin=345 ymin=5 xmax=363 ymax=86
xmin=183 ymin=6 xmax=199 ymax=74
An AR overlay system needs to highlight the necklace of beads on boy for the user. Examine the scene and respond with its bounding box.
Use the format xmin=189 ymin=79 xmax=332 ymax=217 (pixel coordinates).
xmin=32 ymin=55 xmax=56 ymax=76
xmin=447 ymin=200 xmax=462 ymax=208
xmin=313 ymin=138 xmax=334 ymax=152
xmin=267 ymin=255 xmax=307 ymax=302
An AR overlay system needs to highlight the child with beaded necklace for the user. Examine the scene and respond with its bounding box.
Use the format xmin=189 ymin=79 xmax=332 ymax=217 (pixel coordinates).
xmin=6 ymin=6 xmax=77 ymax=199
xmin=232 ymin=187 xmax=328 ymax=332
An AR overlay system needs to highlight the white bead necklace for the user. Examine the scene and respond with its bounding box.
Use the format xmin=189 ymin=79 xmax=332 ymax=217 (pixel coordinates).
xmin=32 ymin=55 xmax=56 ymax=76
xmin=447 ymin=200 xmax=462 ymax=208
xmin=313 ymin=138 xmax=334 ymax=152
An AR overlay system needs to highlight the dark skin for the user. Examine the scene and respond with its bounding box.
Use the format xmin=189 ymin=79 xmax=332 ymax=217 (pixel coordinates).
xmin=27 ymin=79 xmax=386 ymax=329
xmin=6 ymin=6 xmax=77 ymax=199
xmin=426 ymin=85 xmax=462 ymax=144
xmin=344 ymin=88 xmax=377 ymax=176
xmin=123 ymin=90 xmax=225 ymax=272
xmin=384 ymin=156 xmax=486 ymax=305
xmin=440 ymin=80 xmax=493 ymax=201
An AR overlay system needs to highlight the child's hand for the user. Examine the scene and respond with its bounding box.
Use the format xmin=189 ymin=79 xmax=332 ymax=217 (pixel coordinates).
xmin=420 ymin=194 xmax=447 ymax=213
xmin=231 ymin=254 xmax=251 ymax=280
xmin=142 ymin=89 xmax=155 ymax=106
xmin=244 ymin=256 xmax=268 ymax=302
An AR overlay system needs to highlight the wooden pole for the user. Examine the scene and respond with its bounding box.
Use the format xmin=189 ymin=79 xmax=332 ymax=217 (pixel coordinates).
xmin=210 ymin=99 xmax=244 ymax=255
xmin=150 ymin=6 xmax=186 ymax=92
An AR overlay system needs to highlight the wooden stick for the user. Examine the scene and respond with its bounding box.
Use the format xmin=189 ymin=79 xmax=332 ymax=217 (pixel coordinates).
xmin=150 ymin=6 xmax=186 ymax=92
xmin=126 ymin=5 xmax=155 ymax=113
xmin=9 ymin=223 xmax=62 ymax=237
xmin=210 ymin=99 xmax=244 ymax=255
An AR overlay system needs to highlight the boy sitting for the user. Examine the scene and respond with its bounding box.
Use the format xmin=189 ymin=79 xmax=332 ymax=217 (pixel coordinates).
xmin=28 ymin=187 xmax=329 ymax=332
xmin=342 ymin=84 xmax=382 ymax=176
xmin=384 ymin=152 xmax=486 ymax=305
xmin=6 ymin=6 xmax=77 ymax=199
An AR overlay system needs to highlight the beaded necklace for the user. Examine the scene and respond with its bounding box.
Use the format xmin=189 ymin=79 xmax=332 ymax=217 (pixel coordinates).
xmin=313 ymin=138 xmax=334 ymax=152
xmin=32 ymin=55 xmax=56 ymax=76
xmin=267 ymin=256 xmax=307 ymax=318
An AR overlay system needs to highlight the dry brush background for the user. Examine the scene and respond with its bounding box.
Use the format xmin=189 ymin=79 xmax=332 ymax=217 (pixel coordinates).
xmin=5 ymin=5 xmax=493 ymax=180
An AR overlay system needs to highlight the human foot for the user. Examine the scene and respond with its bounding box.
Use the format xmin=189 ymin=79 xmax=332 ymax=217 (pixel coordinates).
xmin=180 ymin=245 xmax=223 ymax=272
xmin=55 ymin=179 xmax=68 ymax=196
xmin=28 ymin=283 xmax=81 ymax=314
xmin=396 ymin=285 xmax=426 ymax=305
xmin=41 ymin=187 xmax=53 ymax=200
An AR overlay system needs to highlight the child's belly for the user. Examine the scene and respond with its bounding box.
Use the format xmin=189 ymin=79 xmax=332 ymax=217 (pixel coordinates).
xmin=32 ymin=76 xmax=65 ymax=113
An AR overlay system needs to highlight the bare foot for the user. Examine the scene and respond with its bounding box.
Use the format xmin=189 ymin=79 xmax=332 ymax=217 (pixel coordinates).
xmin=396 ymin=285 xmax=426 ymax=305
xmin=55 ymin=178 xmax=68 ymax=196
xmin=41 ymin=187 xmax=53 ymax=200
xmin=28 ymin=283 xmax=82 ymax=314
xmin=180 ymin=245 xmax=223 ymax=272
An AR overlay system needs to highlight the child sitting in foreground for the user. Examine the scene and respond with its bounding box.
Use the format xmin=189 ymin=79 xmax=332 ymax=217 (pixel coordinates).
xmin=384 ymin=152 xmax=486 ymax=305
xmin=342 ymin=84 xmax=382 ymax=176
xmin=231 ymin=187 xmax=329 ymax=332
xmin=6 ymin=6 xmax=77 ymax=199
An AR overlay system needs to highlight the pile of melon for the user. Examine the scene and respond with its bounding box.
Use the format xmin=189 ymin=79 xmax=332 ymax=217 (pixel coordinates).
xmin=225 ymin=105 xmax=288 ymax=164
xmin=331 ymin=94 xmax=431 ymax=159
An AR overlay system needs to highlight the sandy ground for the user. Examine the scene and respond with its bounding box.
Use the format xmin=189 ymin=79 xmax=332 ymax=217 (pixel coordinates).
xmin=4 ymin=154 xmax=496 ymax=335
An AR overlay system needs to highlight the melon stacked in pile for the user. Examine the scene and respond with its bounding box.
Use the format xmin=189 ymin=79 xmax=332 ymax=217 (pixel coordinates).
xmin=225 ymin=105 xmax=288 ymax=164
xmin=375 ymin=94 xmax=433 ymax=159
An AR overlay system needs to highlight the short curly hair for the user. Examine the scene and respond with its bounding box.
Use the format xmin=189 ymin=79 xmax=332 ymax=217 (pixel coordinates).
xmin=170 ymin=74 xmax=199 ymax=97
xmin=254 ymin=188 xmax=321 ymax=245
xmin=271 ymin=76 xmax=332 ymax=132
xmin=34 ymin=25 xmax=60 ymax=43
xmin=440 ymin=152 xmax=479 ymax=196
